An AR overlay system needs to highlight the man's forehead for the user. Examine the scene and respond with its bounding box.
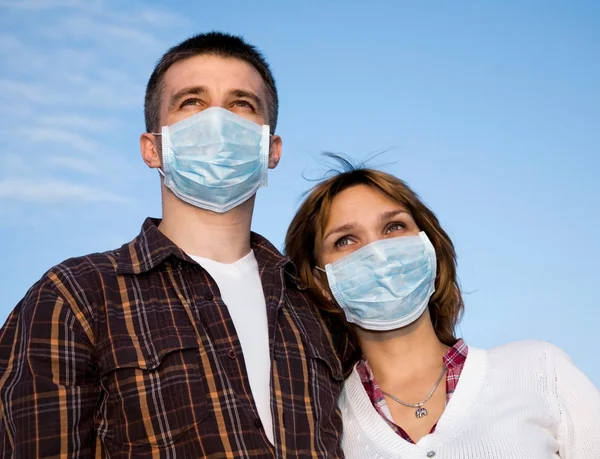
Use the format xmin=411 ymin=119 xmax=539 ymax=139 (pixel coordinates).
xmin=162 ymin=54 xmax=266 ymax=97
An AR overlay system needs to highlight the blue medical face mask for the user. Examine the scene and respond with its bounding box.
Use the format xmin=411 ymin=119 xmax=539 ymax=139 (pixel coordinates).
xmin=156 ymin=107 xmax=270 ymax=213
xmin=320 ymin=232 xmax=437 ymax=331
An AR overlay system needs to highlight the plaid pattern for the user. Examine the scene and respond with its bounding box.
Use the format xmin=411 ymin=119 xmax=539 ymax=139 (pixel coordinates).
xmin=0 ymin=218 xmax=347 ymax=458
xmin=356 ymin=338 xmax=468 ymax=443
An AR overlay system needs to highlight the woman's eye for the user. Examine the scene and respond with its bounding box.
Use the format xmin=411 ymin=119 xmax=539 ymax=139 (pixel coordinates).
xmin=334 ymin=237 xmax=352 ymax=248
xmin=386 ymin=222 xmax=406 ymax=233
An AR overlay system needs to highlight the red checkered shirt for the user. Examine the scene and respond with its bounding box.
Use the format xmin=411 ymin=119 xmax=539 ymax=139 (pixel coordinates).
xmin=356 ymin=338 xmax=468 ymax=443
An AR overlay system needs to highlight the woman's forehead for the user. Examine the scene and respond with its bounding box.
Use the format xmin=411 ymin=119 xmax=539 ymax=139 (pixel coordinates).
xmin=327 ymin=185 xmax=409 ymax=222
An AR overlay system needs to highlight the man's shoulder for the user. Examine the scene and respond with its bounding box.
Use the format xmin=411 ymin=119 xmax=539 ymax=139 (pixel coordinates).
xmin=8 ymin=245 xmax=128 ymax=341
xmin=44 ymin=245 xmax=125 ymax=285
xmin=24 ymin=241 xmax=132 ymax=309
xmin=40 ymin=218 xmax=160 ymax=287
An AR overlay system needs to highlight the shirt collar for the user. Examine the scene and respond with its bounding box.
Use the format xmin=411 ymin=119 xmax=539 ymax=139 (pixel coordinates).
xmin=442 ymin=337 xmax=468 ymax=369
xmin=116 ymin=217 xmax=292 ymax=275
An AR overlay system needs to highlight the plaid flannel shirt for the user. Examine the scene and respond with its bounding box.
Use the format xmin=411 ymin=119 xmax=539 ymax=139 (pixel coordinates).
xmin=0 ymin=218 xmax=349 ymax=458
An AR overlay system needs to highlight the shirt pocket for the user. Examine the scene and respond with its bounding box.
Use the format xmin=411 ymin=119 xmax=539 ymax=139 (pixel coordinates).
xmin=304 ymin=333 xmax=345 ymax=439
xmin=97 ymin=332 xmax=209 ymax=449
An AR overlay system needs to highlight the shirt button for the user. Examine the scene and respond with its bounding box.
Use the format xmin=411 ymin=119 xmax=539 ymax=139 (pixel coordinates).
xmin=204 ymin=292 xmax=214 ymax=300
xmin=427 ymin=451 xmax=436 ymax=457
xmin=228 ymin=348 xmax=237 ymax=359
xmin=254 ymin=418 xmax=262 ymax=429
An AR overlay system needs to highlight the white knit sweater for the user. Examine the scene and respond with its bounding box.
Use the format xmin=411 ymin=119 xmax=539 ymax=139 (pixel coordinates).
xmin=340 ymin=341 xmax=600 ymax=458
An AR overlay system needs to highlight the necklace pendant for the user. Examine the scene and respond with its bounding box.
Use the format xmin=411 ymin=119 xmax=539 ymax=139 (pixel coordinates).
xmin=415 ymin=406 xmax=428 ymax=418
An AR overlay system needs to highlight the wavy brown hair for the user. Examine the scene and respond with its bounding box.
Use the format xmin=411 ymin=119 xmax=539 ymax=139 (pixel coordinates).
xmin=284 ymin=157 xmax=464 ymax=346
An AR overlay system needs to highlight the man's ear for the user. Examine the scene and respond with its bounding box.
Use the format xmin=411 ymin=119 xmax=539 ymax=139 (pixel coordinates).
xmin=140 ymin=133 xmax=162 ymax=169
xmin=268 ymin=134 xmax=282 ymax=169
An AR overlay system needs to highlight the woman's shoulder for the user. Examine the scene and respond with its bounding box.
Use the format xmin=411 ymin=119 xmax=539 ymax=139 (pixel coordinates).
xmin=486 ymin=339 xmax=563 ymax=356
xmin=481 ymin=340 xmax=574 ymax=378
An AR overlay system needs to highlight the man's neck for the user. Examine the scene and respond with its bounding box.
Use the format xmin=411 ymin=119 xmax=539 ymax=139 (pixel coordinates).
xmin=159 ymin=191 xmax=255 ymax=263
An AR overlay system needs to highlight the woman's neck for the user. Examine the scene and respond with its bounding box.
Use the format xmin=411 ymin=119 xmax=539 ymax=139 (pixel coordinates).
xmin=356 ymin=310 xmax=449 ymax=386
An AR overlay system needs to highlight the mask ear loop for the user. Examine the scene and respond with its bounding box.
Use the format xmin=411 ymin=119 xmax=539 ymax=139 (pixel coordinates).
xmin=313 ymin=265 xmax=335 ymax=303
xmin=149 ymin=132 xmax=166 ymax=177
xmin=259 ymin=129 xmax=279 ymax=188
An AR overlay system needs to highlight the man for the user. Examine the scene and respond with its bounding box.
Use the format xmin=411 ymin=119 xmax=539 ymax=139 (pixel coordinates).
xmin=0 ymin=32 xmax=348 ymax=458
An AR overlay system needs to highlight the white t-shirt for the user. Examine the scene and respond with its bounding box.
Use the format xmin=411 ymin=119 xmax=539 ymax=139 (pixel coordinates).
xmin=189 ymin=251 xmax=273 ymax=444
xmin=340 ymin=340 xmax=600 ymax=458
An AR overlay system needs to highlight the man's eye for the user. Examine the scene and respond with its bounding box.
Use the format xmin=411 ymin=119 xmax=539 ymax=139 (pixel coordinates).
xmin=232 ymin=100 xmax=254 ymax=109
xmin=181 ymin=98 xmax=202 ymax=107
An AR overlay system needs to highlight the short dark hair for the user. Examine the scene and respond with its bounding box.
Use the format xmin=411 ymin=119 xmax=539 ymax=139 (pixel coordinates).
xmin=144 ymin=31 xmax=279 ymax=134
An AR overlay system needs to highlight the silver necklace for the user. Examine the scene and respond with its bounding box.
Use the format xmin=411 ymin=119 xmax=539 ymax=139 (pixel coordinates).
xmin=381 ymin=366 xmax=447 ymax=419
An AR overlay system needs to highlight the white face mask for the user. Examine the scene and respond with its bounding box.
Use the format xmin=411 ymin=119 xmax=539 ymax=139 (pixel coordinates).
xmin=320 ymin=232 xmax=437 ymax=331
xmin=156 ymin=107 xmax=270 ymax=213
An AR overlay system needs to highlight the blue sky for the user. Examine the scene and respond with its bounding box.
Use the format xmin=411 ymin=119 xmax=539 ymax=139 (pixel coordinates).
xmin=1 ymin=0 xmax=599 ymax=386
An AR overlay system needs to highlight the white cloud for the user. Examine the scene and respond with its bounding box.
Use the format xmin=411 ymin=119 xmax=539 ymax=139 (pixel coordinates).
xmin=0 ymin=153 xmax=30 ymax=175
xmin=0 ymin=79 xmax=55 ymax=104
xmin=136 ymin=8 xmax=189 ymax=28
xmin=0 ymin=0 xmax=183 ymax=210
xmin=26 ymin=127 xmax=102 ymax=154
xmin=0 ymin=76 xmax=143 ymax=110
xmin=35 ymin=114 xmax=118 ymax=132
xmin=68 ymin=16 xmax=164 ymax=48
xmin=2 ymin=149 xmax=103 ymax=178
xmin=33 ymin=7 xmax=184 ymax=53
xmin=0 ymin=178 xmax=129 ymax=203
xmin=34 ymin=13 xmax=161 ymax=49
xmin=1 ymin=125 xmax=108 ymax=160
xmin=0 ymin=0 xmax=100 ymax=11
xmin=46 ymin=156 xmax=102 ymax=174
xmin=0 ymin=33 xmax=20 ymax=50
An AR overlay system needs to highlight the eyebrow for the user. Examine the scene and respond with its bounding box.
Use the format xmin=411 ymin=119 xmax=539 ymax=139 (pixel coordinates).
xmin=381 ymin=209 xmax=410 ymax=220
xmin=169 ymin=86 xmax=207 ymax=111
xmin=322 ymin=209 xmax=411 ymax=241
xmin=230 ymin=89 xmax=265 ymax=113
xmin=323 ymin=222 xmax=357 ymax=241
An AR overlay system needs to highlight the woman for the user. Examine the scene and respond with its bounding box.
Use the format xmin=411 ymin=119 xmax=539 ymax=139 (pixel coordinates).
xmin=285 ymin=158 xmax=600 ymax=458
